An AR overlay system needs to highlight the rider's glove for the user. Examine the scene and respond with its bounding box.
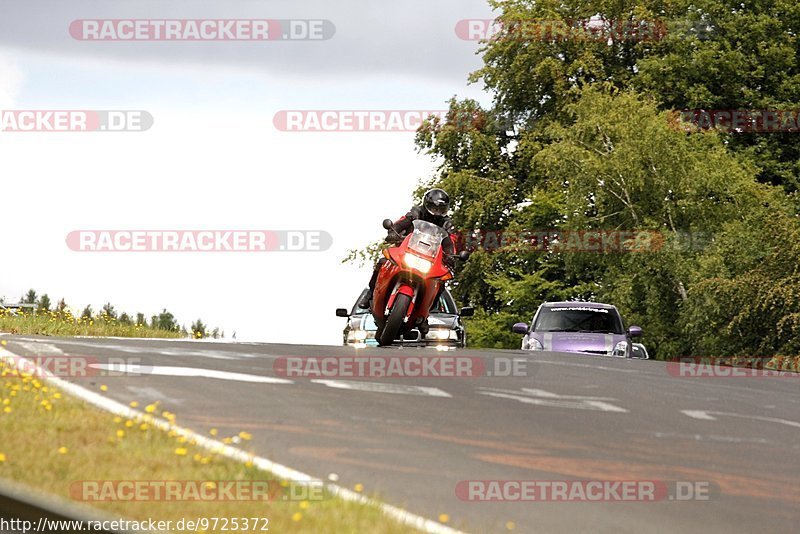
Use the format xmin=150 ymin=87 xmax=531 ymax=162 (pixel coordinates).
xmin=442 ymin=219 xmax=455 ymax=233
xmin=385 ymin=231 xmax=401 ymax=244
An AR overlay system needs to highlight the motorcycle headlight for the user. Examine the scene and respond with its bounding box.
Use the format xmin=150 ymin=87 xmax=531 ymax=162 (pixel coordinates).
xmin=404 ymin=253 xmax=432 ymax=274
xmin=613 ymin=341 xmax=628 ymax=357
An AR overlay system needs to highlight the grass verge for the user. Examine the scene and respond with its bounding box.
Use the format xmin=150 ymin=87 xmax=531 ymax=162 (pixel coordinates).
xmin=0 ymin=348 xmax=422 ymax=533
xmin=0 ymin=311 xmax=184 ymax=338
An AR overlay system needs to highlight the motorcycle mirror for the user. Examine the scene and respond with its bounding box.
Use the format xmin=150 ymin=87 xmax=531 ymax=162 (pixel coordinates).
xmin=458 ymin=250 xmax=471 ymax=261
xmin=382 ymin=219 xmax=394 ymax=230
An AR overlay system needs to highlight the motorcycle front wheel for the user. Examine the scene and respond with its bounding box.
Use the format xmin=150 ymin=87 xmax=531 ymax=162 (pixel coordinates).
xmin=378 ymin=293 xmax=411 ymax=346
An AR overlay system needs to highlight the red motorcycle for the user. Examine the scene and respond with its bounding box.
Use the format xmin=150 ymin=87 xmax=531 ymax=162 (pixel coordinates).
xmin=372 ymin=218 xmax=467 ymax=346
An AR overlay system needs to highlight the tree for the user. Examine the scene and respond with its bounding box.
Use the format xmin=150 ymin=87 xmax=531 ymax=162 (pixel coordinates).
xmin=412 ymin=0 xmax=800 ymax=357
xmin=154 ymin=309 xmax=179 ymax=331
xmin=81 ymin=305 xmax=93 ymax=319
xmin=682 ymin=209 xmax=800 ymax=358
xmin=101 ymin=302 xmax=117 ymax=320
xmin=470 ymin=0 xmax=800 ymax=195
xmin=136 ymin=313 xmax=146 ymax=326
xmin=37 ymin=294 xmax=51 ymax=312
xmin=419 ymin=87 xmax=784 ymax=353
xmin=191 ymin=319 xmax=207 ymax=339
xmin=119 ymin=312 xmax=132 ymax=325
xmin=634 ymin=0 xmax=800 ymax=195
xmin=22 ymin=289 xmax=36 ymax=305
xmin=528 ymin=87 xmax=781 ymax=357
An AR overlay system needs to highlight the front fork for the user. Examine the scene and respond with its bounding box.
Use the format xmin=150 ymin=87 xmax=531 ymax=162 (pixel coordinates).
xmin=385 ymin=280 xmax=418 ymax=323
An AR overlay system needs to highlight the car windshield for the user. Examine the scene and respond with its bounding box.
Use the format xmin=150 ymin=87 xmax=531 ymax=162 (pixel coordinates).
xmin=533 ymin=305 xmax=624 ymax=334
xmin=353 ymin=288 xmax=458 ymax=315
xmin=430 ymin=291 xmax=457 ymax=314
xmin=408 ymin=219 xmax=448 ymax=258
xmin=363 ymin=314 xmax=377 ymax=330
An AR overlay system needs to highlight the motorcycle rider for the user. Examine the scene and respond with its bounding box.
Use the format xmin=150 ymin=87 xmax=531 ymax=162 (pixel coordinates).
xmin=358 ymin=188 xmax=458 ymax=335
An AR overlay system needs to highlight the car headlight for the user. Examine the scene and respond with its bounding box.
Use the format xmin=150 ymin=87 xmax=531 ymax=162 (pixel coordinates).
xmin=613 ymin=341 xmax=628 ymax=357
xmin=427 ymin=329 xmax=457 ymax=341
xmin=404 ymin=253 xmax=432 ymax=274
xmin=527 ymin=337 xmax=544 ymax=351
xmin=347 ymin=329 xmax=369 ymax=342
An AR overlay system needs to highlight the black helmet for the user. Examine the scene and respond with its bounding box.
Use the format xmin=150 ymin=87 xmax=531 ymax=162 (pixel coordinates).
xmin=423 ymin=188 xmax=450 ymax=217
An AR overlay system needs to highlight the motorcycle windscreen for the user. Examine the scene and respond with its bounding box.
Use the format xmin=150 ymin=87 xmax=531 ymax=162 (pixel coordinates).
xmin=408 ymin=219 xmax=448 ymax=259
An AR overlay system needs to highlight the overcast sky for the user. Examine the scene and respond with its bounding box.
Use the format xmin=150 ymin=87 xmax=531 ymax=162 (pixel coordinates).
xmin=0 ymin=0 xmax=496 ymax=344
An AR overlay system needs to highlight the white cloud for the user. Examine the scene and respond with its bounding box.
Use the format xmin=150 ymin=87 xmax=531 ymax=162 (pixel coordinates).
xmin=0 ymin=2 xmax=489 ymax=345
xmin=0 ymin=0 xmax=494 ymax=82
xmin=0 ymin=49 xmax=23 ymax=109
xmin=0 ymin=88 xmax=436 ymax=344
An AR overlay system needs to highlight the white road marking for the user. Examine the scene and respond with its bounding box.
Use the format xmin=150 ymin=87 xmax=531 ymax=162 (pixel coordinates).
xmin=682 ymin=410 xmax=718 ymax=421
xmin=533 ymin=359 xmax=642 ymax=373
xmin=90 ymin=363 xmax=293 ymax=384
xmin=124 ymin=386 xmax=185 ymax=405
xmin=520 ymin=388 xmax=617 ymax=401
xmin=478 ymin=387 xmax=628 ymax=413
xmin=15 ymin=342 xmax=65 ymax=355
xmin=311 ymin=379 xmax=452 ymax=397
xmin=72 ymin=336 xmax=233 ymax=343
xmin=625 ymin=429 xmax=778 ymax=445
xmin=682 ymin=410 xmax=800 ymax=428
xmin=0 ymin=346 xmax=462 ymax=534
xmin=10 ymin=338 xmax=260 ymax=360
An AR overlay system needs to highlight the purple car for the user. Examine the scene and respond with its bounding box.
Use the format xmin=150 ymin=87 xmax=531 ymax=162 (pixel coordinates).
xmin=512 ymin=302 xmax=644 ymax=358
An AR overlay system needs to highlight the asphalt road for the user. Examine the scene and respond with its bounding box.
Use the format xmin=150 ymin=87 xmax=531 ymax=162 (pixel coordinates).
xmin=4 ymin=335 xmax=799 ymax=533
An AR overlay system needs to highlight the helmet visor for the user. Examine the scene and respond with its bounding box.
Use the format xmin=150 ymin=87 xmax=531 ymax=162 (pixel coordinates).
xmin=425 ymin=200 xmax=448 ymax=217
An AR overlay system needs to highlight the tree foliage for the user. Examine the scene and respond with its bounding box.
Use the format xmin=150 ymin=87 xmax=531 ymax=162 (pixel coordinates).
xmin=191 ymin=319 xmax=208 ymax=339
xmin=36 ymin=294 xmax=51 ymax=312
xmin=414 ymin=0 xmax=800 ymax=358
